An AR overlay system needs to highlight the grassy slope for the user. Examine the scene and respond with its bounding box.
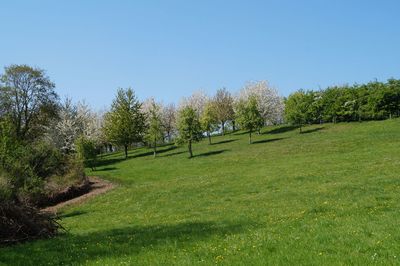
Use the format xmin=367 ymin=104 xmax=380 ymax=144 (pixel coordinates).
xmin=1 ymin=120 xmax=400 ymax=265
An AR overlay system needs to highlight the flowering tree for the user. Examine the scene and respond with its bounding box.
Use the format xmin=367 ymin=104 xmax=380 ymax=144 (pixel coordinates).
xmin=213 ymin=88 xmax=234 ymax=135
xmin=161 ymin=103 xmax=176 ymax=142
xmin=179 ymin=90 xmax=209 ymax=117
xmin=237 ymin=81 xmax=284 ymax=126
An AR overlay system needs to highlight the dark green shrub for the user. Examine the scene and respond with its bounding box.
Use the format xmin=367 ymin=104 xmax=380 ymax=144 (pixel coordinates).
xmin=75 ymin=136 xmax=98 ymax=170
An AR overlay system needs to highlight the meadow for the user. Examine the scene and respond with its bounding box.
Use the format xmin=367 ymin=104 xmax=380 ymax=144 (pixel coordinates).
xmin=1 ymin=119 xmax=400 ymax=265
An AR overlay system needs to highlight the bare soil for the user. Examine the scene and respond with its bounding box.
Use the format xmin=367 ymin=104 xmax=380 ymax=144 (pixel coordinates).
xmin=41 ymin=176 xmax=115 ymax=213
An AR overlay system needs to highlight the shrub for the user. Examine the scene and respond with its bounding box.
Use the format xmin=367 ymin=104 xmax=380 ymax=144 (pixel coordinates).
xmin=0 ymin=203 xmax=61 ymax=245
xmin=75 ymin=136 xmax=98 ymax=170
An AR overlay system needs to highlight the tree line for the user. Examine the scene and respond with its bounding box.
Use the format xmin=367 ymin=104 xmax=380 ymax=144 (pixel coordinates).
xmin=102 ymin=80 xmax=284 ymax=159
xmin=285 ymin=79 xmax=400 ymax=132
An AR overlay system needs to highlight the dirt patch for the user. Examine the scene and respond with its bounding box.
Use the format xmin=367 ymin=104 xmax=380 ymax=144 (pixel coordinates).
xmin=41 ymin=176 xmax=115 ymax=213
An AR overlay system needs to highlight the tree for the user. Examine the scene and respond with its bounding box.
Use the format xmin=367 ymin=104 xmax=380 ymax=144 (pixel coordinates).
xmin=0 ymin=118 xmax=17 ymax=169
xmin=145 ymin=100 xmax=164 ymax=157
xmin=200 ymin=100 xmax=218 ymax=144
xmin=179 ymin=90 xmax=208 ymax=117
xmin=0 ymin=64 xmax=58 ymax=140
xmin=235 ymin=96 xmax=264 ymax=144
xmin=176 ymin=106 xmax=202 ymax=158
xmin=214 ymin=88 xmax=234 ymax=135
xmin=75 ymin=136 xmax=98 ymax=171
xmin=46 ymin=98 xmax=80 ymax=154
xmin=284 ymin=90 xmax=311 ymax=132
xmin=161 ymin=103 xmax=176 ymax=142
xmin=238 ymin=81 xmax=285 ymax=125
xmin=103 ymin=88 xmax=146 ymax=159
xmin=321 ymin=87 xmax=344 ymax=123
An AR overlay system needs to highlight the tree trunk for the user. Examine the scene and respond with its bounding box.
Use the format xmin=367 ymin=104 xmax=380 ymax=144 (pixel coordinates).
xmin=124 ymin=145 xmax=128 ymax=159
xmin=249 ymin=130 xmax=252 ymax=144
xmin=208 ymin=132 xmax=211 ymax=145
xmin=153 ymin=139 xmax=157 ymax=158
xmin=232 ymin=120 xmax=236 ymax=131
xmin=299 ymin=125 xmax=302 ymax=133
xmin=221 ymin=121 xmax=225 ymax=135
xmin=188 ymin=140 xmax=193 ymax=158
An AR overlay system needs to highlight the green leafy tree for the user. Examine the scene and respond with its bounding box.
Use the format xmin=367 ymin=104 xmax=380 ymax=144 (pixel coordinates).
xmin=145 ymin=101 xmax=164 ymax=157
xmin=75 ymin=136 xmax=98 ymax=171
xmin=0 ymin=64 xmax=58 ymax=141
xmin=0 ymin=118 xmax=17 ymax=169
xmin=321 ymin=87 xmax=346 ymax=123
xmin=285 ymin=90 xmax=310 ymax=133
xmin=236 ymin=96 xmax=264 ymax=144
xmin=104 ymin=88 xmax=146 ymax=159
xmin=200 ymin=101 xmax=218 ymax=145
xmin=177 ymin=106 xmax=203 ymax=158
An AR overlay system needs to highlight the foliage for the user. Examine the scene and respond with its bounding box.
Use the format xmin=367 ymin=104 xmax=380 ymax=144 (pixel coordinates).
xmin=145 ymin=100 xmax=164 ymax=157
xmin=200 ymin=100 xmax=218 ymax=144
xmin=237 ymin=81 xmax=285 ymax=125
xmin=161 ymin=103 xmax=176 ymax=142
xmin=176 ymin=106 xmax=203 ymax=158
xmin=0 ymin=64 xmax=58 ymax=140
xmin=75 ymin=136 xmax=98 ymax=171
xmin=179 ymin=90 xmax=209 ymax=117
xmin=287 ymin=79 xmax=400 ymax=126
xmin=235 ymin=96 xmax=264 ymax=143
xmin=103 ymin=88 xmax=146 ymax=159
xmin=213 ymin=88 xmax=234 ymax=135
xmin=285 ymin=90 xmax=313 ymax=132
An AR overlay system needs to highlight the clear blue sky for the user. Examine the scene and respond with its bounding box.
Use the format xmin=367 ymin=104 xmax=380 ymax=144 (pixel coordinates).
xmin=1 ymin=0 xmax=399 ymax=109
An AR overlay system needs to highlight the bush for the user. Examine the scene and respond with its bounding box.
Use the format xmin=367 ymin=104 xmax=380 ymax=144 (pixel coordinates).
xmin=75 ymin=136 xmax=98 ymax=170
xmin=0 ymin=175 xmax=12 ymax=202
xmin=0 ymin=137 xmax=86 ymax=206
xmin=0 ymin=203 xmax=61 ymax=245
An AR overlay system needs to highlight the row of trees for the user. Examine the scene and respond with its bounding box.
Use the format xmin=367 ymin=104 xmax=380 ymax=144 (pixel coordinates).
xmin=285 ymin=79 xmax=400 ymax=131
xmin=102 ymin=81 xmax=284 ymax=158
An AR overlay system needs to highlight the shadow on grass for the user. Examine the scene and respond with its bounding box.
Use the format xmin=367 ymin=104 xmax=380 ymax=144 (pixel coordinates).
xmin=131 ymin=145 xmax=178 ymax=159
xmin=58 ymin=210 xmax=88 ymax=219
xmin=193 ymin=149 xmax=229 ymax=158
xmin=301 ymin=127 xmax=324 ymax=134
xmin=252 ymin=138 xmax=285 ymax=144
xmin=0 ymin=221 xmax=256 ymax=265
xmin=96 ymin=157 xmax=126 ymax=168
xmin=96 ymin=167 xmax=117 ymax=171
xmin=211 ymin=139 xmax=238 ymax=145
xmin=267 ymin=125 xmax=298 ymax=134
xmin=233 ymin=130 xmax=250 ymax=136
xmin=162 ymin=151 xmax=186 ymax=157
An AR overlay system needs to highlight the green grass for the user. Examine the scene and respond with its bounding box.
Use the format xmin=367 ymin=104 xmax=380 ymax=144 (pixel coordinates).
xmin=2 ymin=120 xmax=400 ymax=265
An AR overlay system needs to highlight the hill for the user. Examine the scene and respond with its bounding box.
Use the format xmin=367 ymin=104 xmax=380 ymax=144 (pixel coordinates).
xmin=1 ymin=120 xmax=400 ymax=265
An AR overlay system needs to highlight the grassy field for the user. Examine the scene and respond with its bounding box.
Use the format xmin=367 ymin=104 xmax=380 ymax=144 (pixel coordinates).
xmin=1 ymin=120 xmax=400 ymax=265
